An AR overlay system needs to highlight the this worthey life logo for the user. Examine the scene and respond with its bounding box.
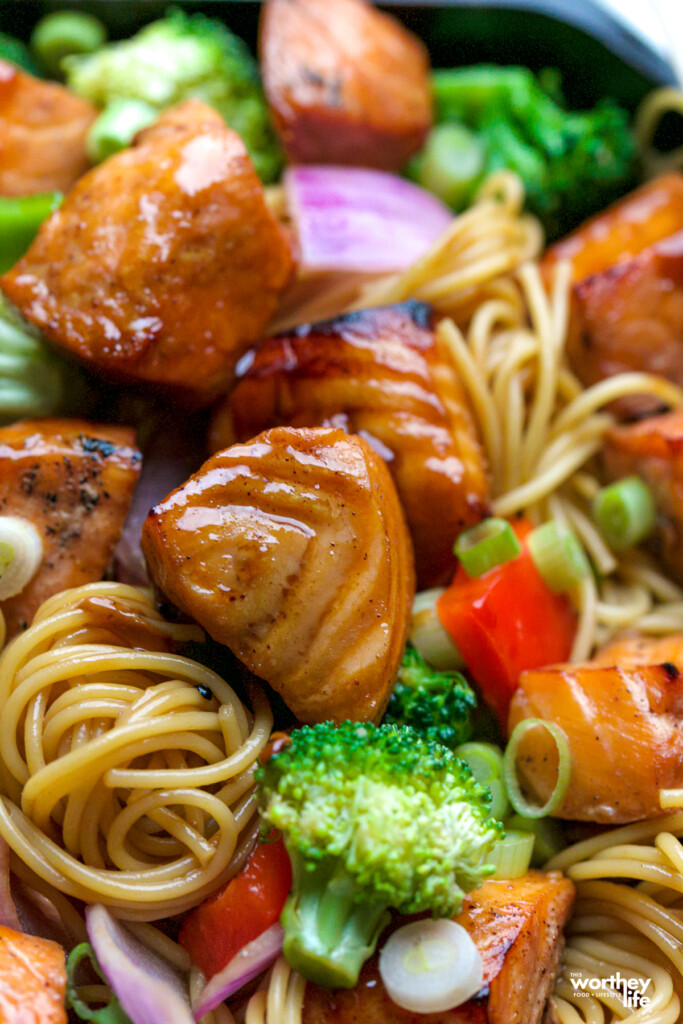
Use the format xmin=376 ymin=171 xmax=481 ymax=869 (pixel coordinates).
xmin=568 ymin=972 xmax=652 ymax=1009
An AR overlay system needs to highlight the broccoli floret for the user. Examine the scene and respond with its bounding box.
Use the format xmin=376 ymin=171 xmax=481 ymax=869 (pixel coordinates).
xmin=383 ymin=644 xmax=476 ymax=749
xmin=256 ymin=721 xmax=502 ymax=988
xmin=64 ymin=8 xmax=282 ymax=182
xmin=429 ymin=65 xmax=636 ymax=239
xmin=0 ymin=292 xmax=93 ymax=423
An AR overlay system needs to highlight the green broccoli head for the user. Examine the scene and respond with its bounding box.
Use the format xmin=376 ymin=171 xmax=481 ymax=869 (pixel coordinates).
xmin=65 ymin=8 xmax=282 ymax=182
xmin=383 ymin=644 xmax=476 ymax=748
xmin=256 ymin=721 xmax=502 ymax=987
xmin=0 ymin=291 xmax=94 ymax=423
xmin=430 ymin=65 xmax=636 ymax=239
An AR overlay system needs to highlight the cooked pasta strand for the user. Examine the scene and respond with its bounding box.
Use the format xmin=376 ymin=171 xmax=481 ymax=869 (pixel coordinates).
xmin=0 ymin=583 xmax=271 ymax=920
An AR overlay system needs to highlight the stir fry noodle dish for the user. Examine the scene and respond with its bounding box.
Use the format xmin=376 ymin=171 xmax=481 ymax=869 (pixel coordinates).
xmin=4 ymin=2 xmax=683 ymax=1022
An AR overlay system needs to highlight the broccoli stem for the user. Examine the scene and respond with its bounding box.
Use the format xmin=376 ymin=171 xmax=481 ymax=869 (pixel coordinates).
xmin=281 ymin=853 xmax=391 ymax=988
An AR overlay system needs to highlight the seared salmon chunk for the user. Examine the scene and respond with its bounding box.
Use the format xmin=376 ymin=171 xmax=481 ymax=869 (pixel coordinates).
xmin=0 ymin=925 xmax=67 ymax=1023
xmin=0 ymin=59 xmax=96 ymax=196
xmin=303 ymin=872 xmax=575 ymax=1024
xmin=509 ymin=638 xmax=683 ymax=823
xmin=566 ymin=232 xmax=683 ymax=416
xmin=260 ymin=0 xmax=431 ymax=170
xmin=0 ymin=418 xmax=140 ymax=637
xmin=1 ymin=101 xmax=293 ymax=401
xmin=543 ymin=173 xmax=683 ymax=284
xmin=142 ymin=426 xmax=414 ymax=724
xmin=209 ymin=303 xmax=489 ymax=587
xmin=543 ymin=174 xmax=683 ymax=414
xmin=603 ymin=408 xmax=683 ymax=582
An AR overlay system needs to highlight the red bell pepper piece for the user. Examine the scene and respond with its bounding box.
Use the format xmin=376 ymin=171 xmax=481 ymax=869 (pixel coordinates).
xmin=437 ymin=519 xmax=576 ymax=731
xmin=179 ymin=837 xmax=292 ymax=980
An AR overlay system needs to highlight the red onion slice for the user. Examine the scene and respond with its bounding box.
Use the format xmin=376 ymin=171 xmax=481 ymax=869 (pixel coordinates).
xmin=86 ymin=904 xmax=195 ymax=1024
xmin=285 ymin=165 xmax=453 ymax=274
xmin=192 ymin=923 xmax=284 ymax=1020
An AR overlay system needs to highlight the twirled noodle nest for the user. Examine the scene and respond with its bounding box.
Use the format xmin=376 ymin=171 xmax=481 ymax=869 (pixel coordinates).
xmin=0 ymin=582 xmax=272 ymax=920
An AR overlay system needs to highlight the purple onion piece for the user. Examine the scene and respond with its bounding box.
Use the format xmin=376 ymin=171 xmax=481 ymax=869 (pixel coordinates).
xmin=86 ymin=904 xmax=195 ymax=1024
xmin=285 ymin=165 xmax=453 ymax=274
xmin=192 ymin=923 xmax=284 ymax=1020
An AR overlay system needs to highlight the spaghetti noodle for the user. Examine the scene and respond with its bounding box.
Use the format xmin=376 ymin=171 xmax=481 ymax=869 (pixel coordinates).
xmin=246 ymin=957 xmax=307 ymax=1024
xmin=0 ymin=581 xmax=272 ymax=920
xmin=548 ymin=813 xmax=683 ymax=1024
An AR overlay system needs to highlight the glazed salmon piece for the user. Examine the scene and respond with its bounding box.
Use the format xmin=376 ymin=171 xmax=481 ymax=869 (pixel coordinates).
xmin=592 ymin=633 xmax=683 ymax=669
xmin=0 ymin=924 xmax=67 ymax=1023
xmin=542 ymin=172 xmax=683 ymax=285
xmin=209 ymin=303 xmax=489 ymax=588
xmin=142 ymin=426 xmax=414 ymax=724
xmin=0 ymin=418 xmax=141 ymax=638
xmin=1 ymin=100 xmax=294 ymax=401
xmin=543 ymin=174 xmax=683 ymax=411
xmin=509 ymin=650 xmax=683 ymax=823
xmin=303 ymin=872 xmax=575 ymax=1024
xmin=602 ymin=408 xmax=683 ymax=583
xmin=0 ymin=59 xmax=96 ymax=196
xmin=566 ymin=232 xmax=683 ymax=416
xmin=260 ymin=0 xmax=431 ymax=170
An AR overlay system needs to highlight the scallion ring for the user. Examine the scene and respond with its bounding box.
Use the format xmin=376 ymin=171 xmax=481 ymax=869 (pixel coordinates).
xmin=485 ymin=778 xmax=509 ymax=822
xmin=506 ymin=814 xmax=566 ymax=865
xmin=592 ymin=476 xmax=657 ymax=552
xmin=488 ymin=830 xmax=535 ymax=879
xmin=0 ymin=516 xmax=43 ymax=599
xmin=527 ymin=520 xmax=590 ymax=593
xmin=503 ymin=719 xmax=571 ymax=818
xmin=454 ymin=742 xmax=504 ymax=784
xmin=453 ymin=517 xmax=521 ymax=578
xmin=415 ymin=123 xmax=485 ymax=209
xmin=455 ymin=742 xmax=508 ymax=820
xmin=379 ymin=919 xmax=483 ymax=1013
xmin=31 ymin=11 xmax=107 ymax=78
xmin=410 ymin=589 xmax=463 ymax=670
xmin=66 ymin=942 xmax=129 ymax=1024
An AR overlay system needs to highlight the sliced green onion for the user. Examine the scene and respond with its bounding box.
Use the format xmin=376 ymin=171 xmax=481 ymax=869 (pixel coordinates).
xmin=506 ymin=814 xmax=566 ymax=866
xmin=410 ymin=589 xmax=464 ymax=670
xmin=0 ymin=192 xmax=62 ymax=274
xmin=31 ymin=11 xmax=107 ymax=78
xmin=379 ymin=919 xmax=483 ymax=1013
xmin=454 ymin=741 xmax=504 ymax=783
xmin=503 ymin=718 xmax=571 ymax=819
xmin=488 ymin=830 xmax=535 ymax=879
xmin=455 ymin=742 xmax=509 ymax=820
xmin=527 ymin=520 xmax=590 ymax=593
xmin=66 ymin=942 xmax=131 ymax=1023
xmin=453 ymin=517 xmax=521 ymax=578
xmin=415 ymin=123 xmax=485 ymax=210
xmin=86 ymin=99 xmax=158 ymax=164
xmin=485 ymin=778 xmax=510 ymax=822
xmin=0 ymin=517 xmax=43 ymax=599
xmin=592 ymin=476 xmax=657 ymax=552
